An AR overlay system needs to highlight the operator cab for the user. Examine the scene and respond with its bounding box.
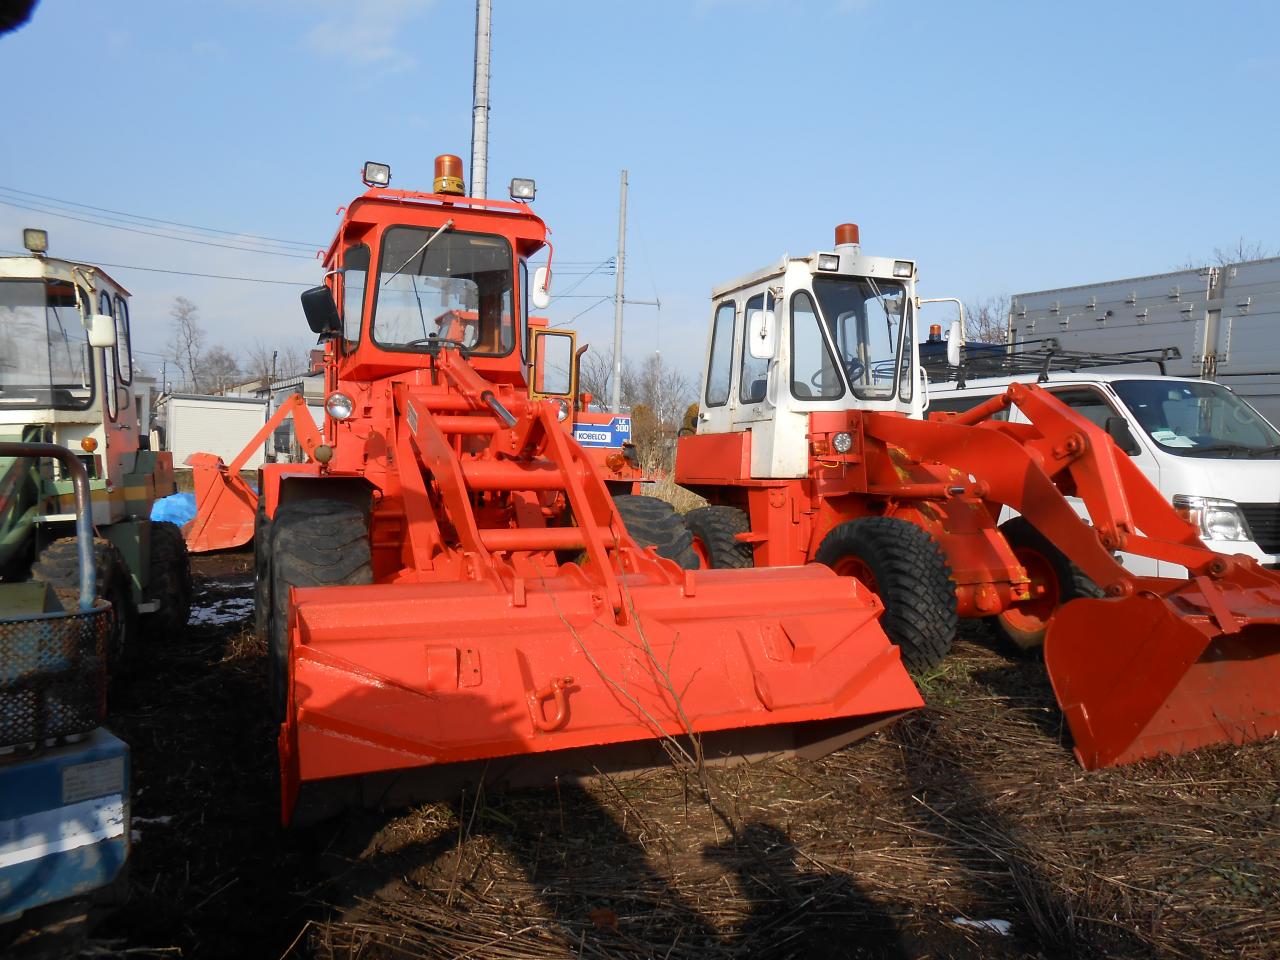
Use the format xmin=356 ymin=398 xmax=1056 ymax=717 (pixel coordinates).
xmin=696 ymin=223 xmax=936 ymax=477
xmin=306 ymin=156 xmax=551 ymax=393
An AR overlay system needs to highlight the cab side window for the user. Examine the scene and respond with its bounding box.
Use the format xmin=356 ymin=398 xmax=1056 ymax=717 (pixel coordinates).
xmin=928 ymin=394 xmax=1009 ymax=421
xmin=1049 ymin=387 xmax=1120 ymax=429
xmin=113 ymin=295 xmax=132 ymax=385
xmin=705 ymin=301 xmax=735 ymax=407
xmin=342 ymin=245 xmax=370 ymax=346
xmin=99 ymin=292 xmax=118 ymax=419
xmin=740 ymin=291 xmax=774 ymax=404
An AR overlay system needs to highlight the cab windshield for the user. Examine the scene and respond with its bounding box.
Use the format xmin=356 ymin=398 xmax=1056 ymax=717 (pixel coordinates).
xmin=1111 ymin=379 xmax=1280 ymax=458
xmin=373 ymin=226 xmax=515 ymax=356
xmin=0 ymin=279 xmax=93 ymax=410
xmin=812 ymin=276 xmax=909 ymax=399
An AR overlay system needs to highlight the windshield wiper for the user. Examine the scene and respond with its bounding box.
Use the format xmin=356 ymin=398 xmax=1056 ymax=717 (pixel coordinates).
xmin=383 ymin=219 xmax=454 ymax=286
xmin=1246 ymin=443 xmax=1280 ymax=458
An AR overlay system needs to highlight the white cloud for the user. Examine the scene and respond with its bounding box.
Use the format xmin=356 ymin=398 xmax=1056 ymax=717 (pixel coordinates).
xmin=300 ymin=0 xmax=432 ymax=72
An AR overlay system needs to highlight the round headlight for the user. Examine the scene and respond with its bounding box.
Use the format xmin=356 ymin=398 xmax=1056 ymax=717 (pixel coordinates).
xmin=555 ymin=398 xmax=570 ymax=421
xmin=832 ymin=431 xmax=853 ymax=454
xmin=325 ymin=391 xmax=354 ymax=420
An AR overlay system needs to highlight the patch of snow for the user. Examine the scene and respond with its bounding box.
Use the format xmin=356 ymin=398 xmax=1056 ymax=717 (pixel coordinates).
xmin=953 ymin=917 xmax=1013 ymax=936
xmin=133 ymin=815 xmax=173 ymax=826
xmin=188 ymin=597 xmax=255 ymax=626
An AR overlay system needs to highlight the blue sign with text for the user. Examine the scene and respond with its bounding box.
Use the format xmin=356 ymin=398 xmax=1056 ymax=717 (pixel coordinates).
xmin=573 ymin=415 xmax=631 ymax=448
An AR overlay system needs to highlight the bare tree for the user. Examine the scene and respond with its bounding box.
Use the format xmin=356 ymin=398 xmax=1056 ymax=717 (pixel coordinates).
xmin=621 ymin=354 xmax=694 ymax=472
xmin=1181 ymin=238 xmax=1276 ymax=270
xmin=198 ymin=345 xmax=242 ymax=395
xmin=167 ymin=296 xmax=204 ymax=392
xmin=578 ymin=347 xmax=614 ymax=406
xmin=962 ymin=294 xmax=1010 ymax=344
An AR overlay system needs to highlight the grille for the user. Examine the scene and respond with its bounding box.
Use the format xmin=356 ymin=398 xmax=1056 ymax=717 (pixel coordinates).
xmin=0 ymin=604 xmax=110 ymax=749
xmin=1240 ymin=503 xmax=1280 ymax=555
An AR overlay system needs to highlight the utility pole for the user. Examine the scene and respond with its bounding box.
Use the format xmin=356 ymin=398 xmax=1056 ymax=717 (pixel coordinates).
xmin=610 ymin=169 xmax=628 ymax=413
xmin=470 ymin=0 xmax=492 ymax=199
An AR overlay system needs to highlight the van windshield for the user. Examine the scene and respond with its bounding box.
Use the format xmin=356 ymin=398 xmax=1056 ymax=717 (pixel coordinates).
xmin=1111 ymin=379 xmax=1280 ymax=458
xmin=0 ymin=279 xmax=93 ymax=410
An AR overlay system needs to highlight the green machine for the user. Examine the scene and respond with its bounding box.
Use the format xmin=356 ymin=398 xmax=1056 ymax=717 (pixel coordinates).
xmin=0 ymin=229 xmax=190 ymax=665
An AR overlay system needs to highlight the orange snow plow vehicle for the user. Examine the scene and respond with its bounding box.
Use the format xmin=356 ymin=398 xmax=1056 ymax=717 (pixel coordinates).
xmin=239 ymin=160 xmax=921 ymax=824
xmin=675 ymin=224 xmax=1280 ymax=771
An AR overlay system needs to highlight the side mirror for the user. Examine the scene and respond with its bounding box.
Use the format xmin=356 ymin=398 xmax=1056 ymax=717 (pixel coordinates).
xmin=1105 ymin=416 xmax=1142 ymax=456
xmin=748 ymin=309 xmax=777 ymax=360
xmin=88 ymin=313 xmax=117 ymax=348
xmin=946 ymin=317 xmax=963 ymax=366
xmin=301 ymin=285 xmax=342 ymax=337
xmin=531 ymin=266 xmax=551 ymax=310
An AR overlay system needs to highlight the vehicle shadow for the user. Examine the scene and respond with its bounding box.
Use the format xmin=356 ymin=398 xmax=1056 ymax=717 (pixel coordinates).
xmin=703 ymin=821 xmax=909 ymax=960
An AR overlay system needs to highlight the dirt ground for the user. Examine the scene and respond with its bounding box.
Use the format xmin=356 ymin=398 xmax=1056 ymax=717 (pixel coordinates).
xmin=77 ymin=552 xmax=1279 ymax=960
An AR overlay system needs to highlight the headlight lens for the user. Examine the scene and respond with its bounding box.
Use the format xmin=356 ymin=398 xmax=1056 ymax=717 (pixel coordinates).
xmin=325 ymin=391 xmax=355 ymax=420
xmin=1172 ymin=495 xmax=1252 ymax=542
xmin=554 ymin=398 xmax=570 ymax=421
xmin=832 ymin=431 xmax=853 ymax=454
xmin=817 ymin=253 xmax=840 ymax=271
xmin=892 ymin=260 xmax=914 ymax=278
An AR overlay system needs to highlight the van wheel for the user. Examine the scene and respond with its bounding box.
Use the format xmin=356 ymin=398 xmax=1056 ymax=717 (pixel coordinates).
xmin=994 ymin=516 xmax=1102 ymax=651
xmin=814 ymin=517 xmax=957 ymax=673
xmin=267 ymin=500 xmax=373 ymax=722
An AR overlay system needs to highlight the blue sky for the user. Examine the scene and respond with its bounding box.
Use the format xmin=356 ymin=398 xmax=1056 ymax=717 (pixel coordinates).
xmin=1 ymin=0 xmax=1276 ymax=384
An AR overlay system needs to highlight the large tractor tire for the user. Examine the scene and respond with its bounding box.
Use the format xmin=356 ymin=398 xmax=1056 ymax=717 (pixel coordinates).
xmin=266 ymin=500 xmax=373 ymax=721
xmin=142 ymin=521 xmax=192 ymax=641
xmin=612 ymin=495 xmax=699 ymax=570
xmin=253 ymin=496 xmax=271 ymax=648
xmin=33 ymin=537 xmax=138 ymax=672
xmin=814 ymin=517 xmax=957 ymax=673
xmin=993 ymin=515 xmax=1102 ymax=652
xmin=684 ymin=505 xmax=753 ymax=569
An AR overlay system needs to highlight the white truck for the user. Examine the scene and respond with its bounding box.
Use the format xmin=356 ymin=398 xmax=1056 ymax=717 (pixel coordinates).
xmin=1008 ymin=256 xmax=1280 ymax=423
xmin=928 ymin=355 xmax=1280 ymax=576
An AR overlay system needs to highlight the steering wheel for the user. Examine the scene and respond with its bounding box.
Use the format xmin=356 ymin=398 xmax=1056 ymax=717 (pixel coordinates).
xmin=813 ymin=356 xmax=863 ymax=387
xmin=405 ymin=334 xmax=471 ymax=356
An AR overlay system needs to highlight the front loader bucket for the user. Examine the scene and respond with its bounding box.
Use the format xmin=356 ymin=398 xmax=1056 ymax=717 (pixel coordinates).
xmin=1045 ymin=579 xmax=1280 ymax=770
xmin=182 ymin=452 xmax=258 ymax=553
xmin=279 ymin=564 xmax=922 ymax=824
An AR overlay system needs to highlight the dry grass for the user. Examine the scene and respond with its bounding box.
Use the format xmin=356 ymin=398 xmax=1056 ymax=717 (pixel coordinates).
xmin=644 ymin=475 xmax=706 ymax=514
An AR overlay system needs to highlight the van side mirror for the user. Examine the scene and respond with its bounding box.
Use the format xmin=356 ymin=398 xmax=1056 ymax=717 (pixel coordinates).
xmin=531 ymin=266 xmax=551 ymax=310
xmin=748 ymin=309 xmax=777 ymax=360
xmin=88 ymin=313 xmax=117 ymax=348
xmin=301 ymin=285 xmax=342 ymax=337
xmin=946 ymin=317 xmax=963 ymax=366
xmin=1105 ymin=416 xmax=1142 ymax=456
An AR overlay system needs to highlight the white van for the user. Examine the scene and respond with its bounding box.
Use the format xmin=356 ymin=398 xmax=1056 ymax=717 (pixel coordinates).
xmin=928 ymin=370 xmax=1280 ymax=575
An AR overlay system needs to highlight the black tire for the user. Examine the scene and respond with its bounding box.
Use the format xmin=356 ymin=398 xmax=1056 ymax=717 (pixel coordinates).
xmin=814 ymin=517 xmax=957 ymax=673
xmin=141 ymin=521 xmax=192 ymax=641
xmin=612 ymin=495 xmax=699 ymax=570
xmin=684 ymin=505 xmax=753 ymax=569
xmin=993 ymin=515 xmax=1103 ymax=652
xmin=267 ymin=500 xmax=373 ymax=722
xmin=33 ymin=537 xmax=138 ymax=672
xmin=254 ymin=495 xmax=271 ymax=649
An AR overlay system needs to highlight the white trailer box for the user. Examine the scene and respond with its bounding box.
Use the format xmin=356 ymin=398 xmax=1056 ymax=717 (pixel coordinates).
xmin=159 ymin=394 xmax=269 ymax=470
xmin=1009 ymin=257 xmax=1280 ymax=423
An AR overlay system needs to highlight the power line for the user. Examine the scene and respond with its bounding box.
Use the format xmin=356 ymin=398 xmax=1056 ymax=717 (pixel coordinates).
xmin=0 ymin=185 xmax=320 ymax=249
xmin=0 ymin=197 xmax=319 ymax=259
xmin=0 ymin=247 xmax=315 ymax=287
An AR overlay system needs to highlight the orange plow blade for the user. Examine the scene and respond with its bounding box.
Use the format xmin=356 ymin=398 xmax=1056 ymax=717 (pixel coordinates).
xmin=182 ymin=452 xmax=259 ymax=553
xmin=279 ymin=565 xmax=922 ymax=824
xmin=1045 ymin=576 xmax=1280 ymax=770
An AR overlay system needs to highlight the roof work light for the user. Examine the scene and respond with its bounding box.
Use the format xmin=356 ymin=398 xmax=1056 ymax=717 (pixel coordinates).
xmin=509 ymin=178 xmax=536 ymax=201
xmin=362 ymin=162 xmax=391 ymax=188
xmin=23 ymin=228 xmax=48 ymax=254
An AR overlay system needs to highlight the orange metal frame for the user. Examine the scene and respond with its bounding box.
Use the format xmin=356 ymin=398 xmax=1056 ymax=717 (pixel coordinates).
xmin=262 ymin=183 xmax=922 ymax=824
